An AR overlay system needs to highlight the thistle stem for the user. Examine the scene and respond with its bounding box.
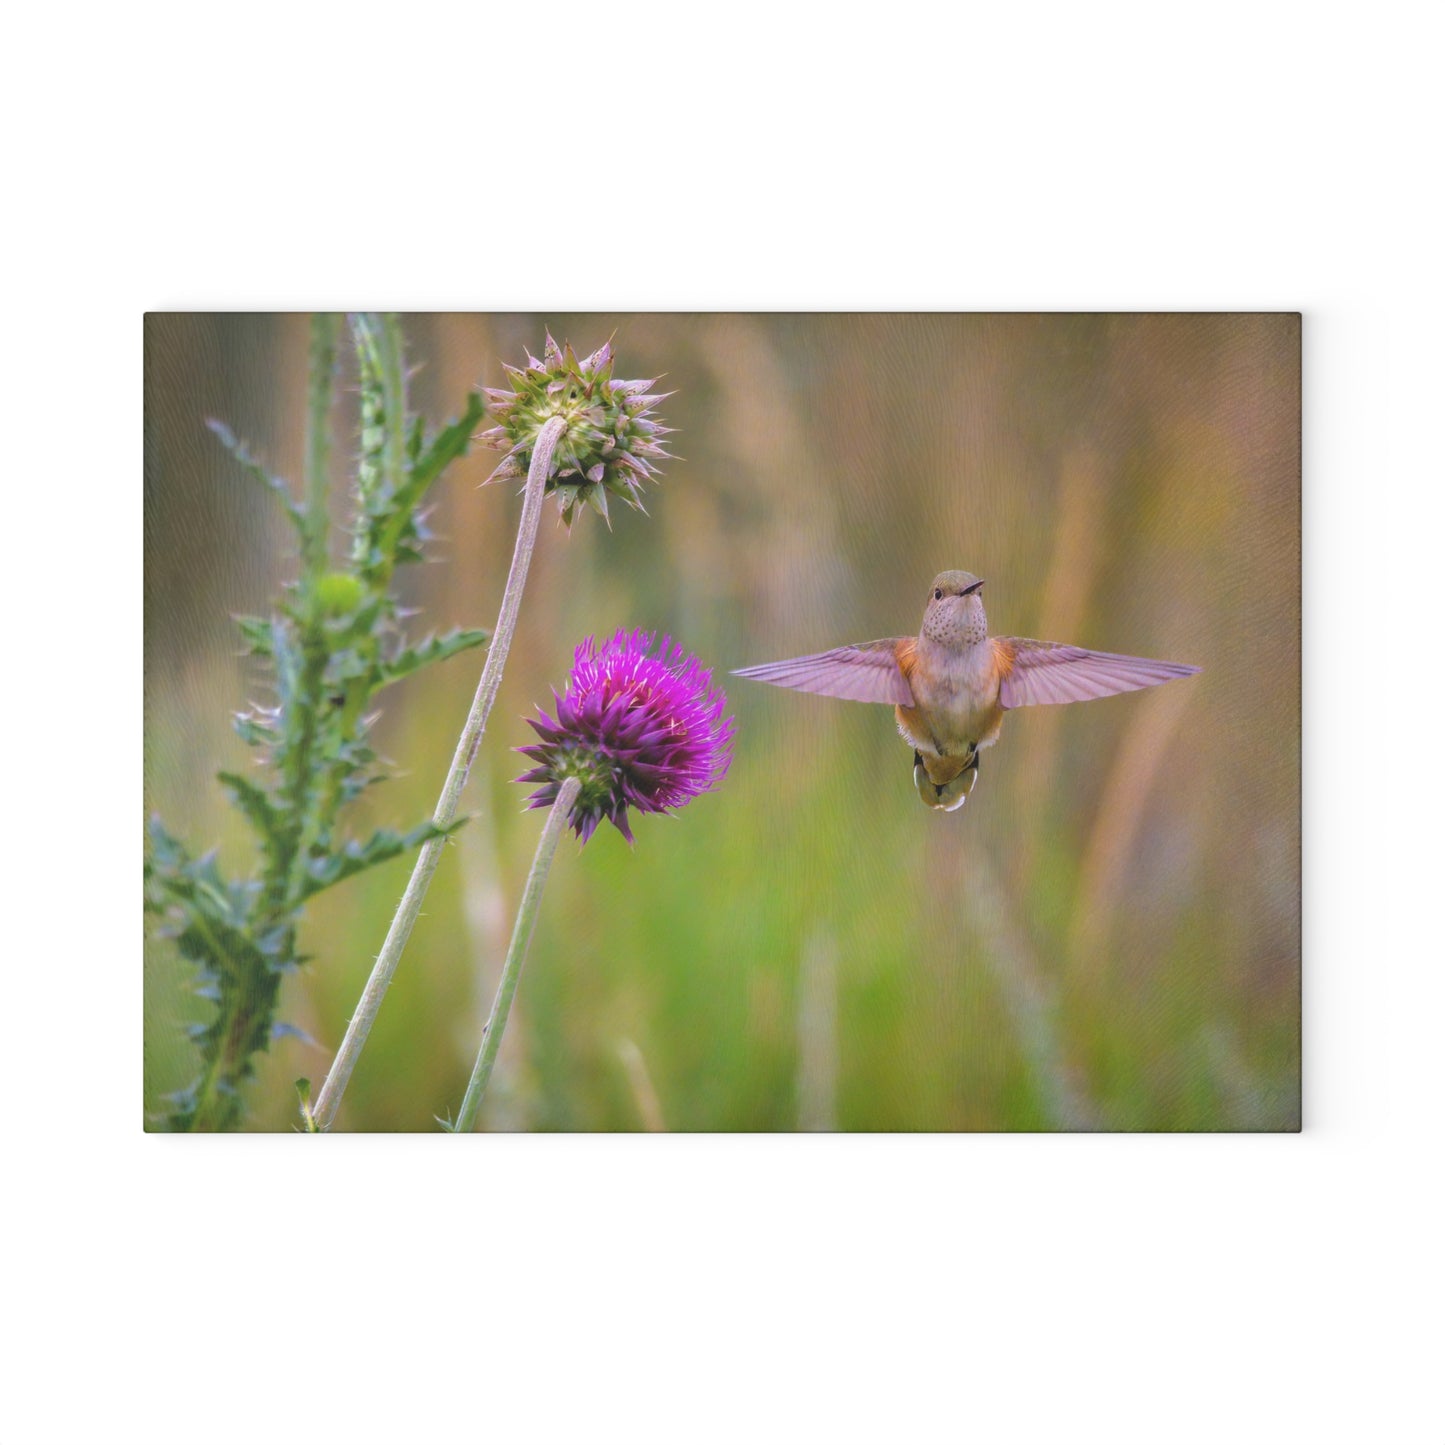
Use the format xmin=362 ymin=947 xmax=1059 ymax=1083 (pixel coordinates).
xmin=309 ymin=414 xmax=567 ymax=1131
xmin=454 ymin=776 xmax=580 ymax=1132
xmin=301 ymin=313 xmax=338 ymax=584
xmin=377 ymin=313 xmax=407 ymax=504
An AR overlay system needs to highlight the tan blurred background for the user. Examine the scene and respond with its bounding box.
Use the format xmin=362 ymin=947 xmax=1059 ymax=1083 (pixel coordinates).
xmin=143 ymin=313 xmax=1299 ymax=1131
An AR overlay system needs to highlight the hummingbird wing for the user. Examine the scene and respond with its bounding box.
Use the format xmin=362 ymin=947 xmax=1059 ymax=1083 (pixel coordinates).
xmin=995 ymin=638 xmax=1200 ymax=708
xmin=732 ymin=639 xmax=914 ymax=705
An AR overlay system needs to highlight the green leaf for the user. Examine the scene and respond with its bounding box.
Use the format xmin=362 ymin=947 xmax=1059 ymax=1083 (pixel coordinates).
xmin=217 ymin=770 xmax=282 ymax=847
xmin=232 ymin=711 xmax=277 ymax=748
xmin=375 ymin=628 xmax=489 ymax=690
xmin=272 ymin=1021 xmax=316 ymax=1045
xmin=207 ymin=420 xmax=307 ymax=533
xmin=407 ymin=392 xmax=485 ymax=497
xmin=145 ymin=817 xmax=190 ymax=911
xmin=296 ymin=1078 xmax=319 ymax=1132
xmin=296 ymin=817 xmax=466 ymax=902
xmin=233 ymin=614 xmax=275 ymax=656
xmin=357 ymin=393 xmax=487 ymax=590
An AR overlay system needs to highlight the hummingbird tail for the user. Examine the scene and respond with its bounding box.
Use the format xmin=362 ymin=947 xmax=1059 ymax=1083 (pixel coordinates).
xmin=912 ymin=750 xmax=978 ymax=812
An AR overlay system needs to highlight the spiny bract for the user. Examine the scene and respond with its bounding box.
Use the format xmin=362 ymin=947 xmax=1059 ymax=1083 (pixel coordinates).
xmin=479 ymin=333 xmax=674 ymax=527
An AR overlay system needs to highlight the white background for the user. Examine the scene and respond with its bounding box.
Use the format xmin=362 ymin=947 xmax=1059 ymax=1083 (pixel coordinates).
xmin=3 ymin=3 xmax=1441 ymax=1443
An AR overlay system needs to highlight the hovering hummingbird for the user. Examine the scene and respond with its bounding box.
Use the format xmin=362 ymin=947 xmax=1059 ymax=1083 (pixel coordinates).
xmin=734 ymin=570 xmax=1201 ymax=811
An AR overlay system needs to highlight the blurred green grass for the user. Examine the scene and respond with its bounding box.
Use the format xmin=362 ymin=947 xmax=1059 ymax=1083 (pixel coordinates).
xmin=143 ymin=313 xmax=1300 ymax=1131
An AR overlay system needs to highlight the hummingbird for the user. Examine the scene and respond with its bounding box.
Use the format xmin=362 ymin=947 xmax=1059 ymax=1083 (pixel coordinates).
xmin=734 ymin=570 xmax=1201 ymax=811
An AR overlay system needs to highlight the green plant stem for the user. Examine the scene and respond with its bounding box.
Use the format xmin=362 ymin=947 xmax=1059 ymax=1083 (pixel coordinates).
xmin=377 ymin=314 xmax=407 ymax=501
xmin=265 ymin=317 xmax=339 ymax=918
xmin=302 ymin=313 xmax=338 ymax=583
xmin=454 ymin=776 xmax=580 ymax=1133
xmin=309 ymin=414 xmax=566 ymax=1131
xmin=181 ymin=908 xmax=278 ymax=1133
xmin=190 ymin=969 xmax=283 ymax=1132
xmin=275 ymin=626 xmax=330 ymax=912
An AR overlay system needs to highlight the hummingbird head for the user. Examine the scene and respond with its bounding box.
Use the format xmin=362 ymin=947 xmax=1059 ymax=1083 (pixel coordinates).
xmin=921 ymin=570 xmax=987 ymax=646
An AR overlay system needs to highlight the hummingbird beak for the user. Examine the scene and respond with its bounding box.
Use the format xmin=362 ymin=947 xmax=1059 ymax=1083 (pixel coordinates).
xmin=962 ymin=579 xmax=985 ymax=596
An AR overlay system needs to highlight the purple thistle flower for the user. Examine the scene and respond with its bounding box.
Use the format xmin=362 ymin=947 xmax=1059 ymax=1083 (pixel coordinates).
xmin=516 ymin=630 xmax=736 ymax=844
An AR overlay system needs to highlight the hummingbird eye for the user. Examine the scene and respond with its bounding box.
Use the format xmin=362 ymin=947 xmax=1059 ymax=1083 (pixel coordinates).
xmin=933 ymin=588 xmax=942 ymax=600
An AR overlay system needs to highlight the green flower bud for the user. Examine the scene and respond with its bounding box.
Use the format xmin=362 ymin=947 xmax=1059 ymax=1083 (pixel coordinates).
xmin=479 ymin=333 xmax=674 ymax=528
xmin=315 ymin=571 xmax=365 ymax=617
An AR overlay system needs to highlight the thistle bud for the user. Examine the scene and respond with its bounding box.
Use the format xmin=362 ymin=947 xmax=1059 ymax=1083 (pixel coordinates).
xmin=479 ymin=334 xmax=674 ymax=527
